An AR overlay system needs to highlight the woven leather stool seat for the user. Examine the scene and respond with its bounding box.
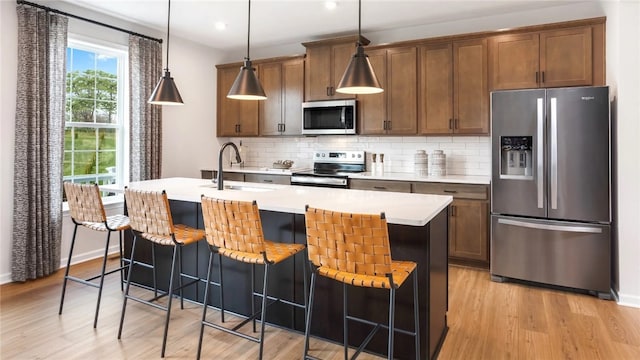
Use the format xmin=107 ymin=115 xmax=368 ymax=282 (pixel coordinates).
xmin=60 ymin=182 xmax=130 ymax=328
xmin=118 ymin=188 xmax=205 ymax=358
xmin=197 ymin=197 xmax=307 ymax=360
xmin=304 ymin=206 xmax=420 ymax=360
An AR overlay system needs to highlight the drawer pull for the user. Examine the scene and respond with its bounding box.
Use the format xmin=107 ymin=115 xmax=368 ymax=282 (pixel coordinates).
xmin=262 ymin=179 xmax=273 ymax=183
xmin=373 ymin=186 xmax=387 ymax=190
xmin=443 ymin=189 xmax=457 ymax=193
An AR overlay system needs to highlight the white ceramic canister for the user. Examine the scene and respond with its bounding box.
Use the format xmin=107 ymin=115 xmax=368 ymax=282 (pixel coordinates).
xmin=414 ymin=150 xmax=428 ymax=176
xmin=430 ymin=150 xmax=446 ymax=176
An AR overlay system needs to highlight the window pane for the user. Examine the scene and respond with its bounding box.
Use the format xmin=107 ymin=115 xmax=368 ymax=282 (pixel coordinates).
xmin=63 ymin=151 xmax=72 ymax=176
xmin=64 ymin=127 xmax=73 ymax=150
xmin=74 ymin=128 xmax=97 ymax=151
xmin=73 ymin=151 xmax=97 ymax=175
xmin=96 ymin=55 xmax=117 ymax=74
xmin=98 ymin=128 xmax=116 ymax=151
xmin=95 ymin=101 xmax=117 ymax=123
xmin=97 ymin=150 xmax=116 ymax=173
xmin=69 ymin=98 xmax=95 ymax=122
xmin=96 ymin=77 xmax=117 ymax=102
xmin=70 ymin=48 xmax=94 ymax=72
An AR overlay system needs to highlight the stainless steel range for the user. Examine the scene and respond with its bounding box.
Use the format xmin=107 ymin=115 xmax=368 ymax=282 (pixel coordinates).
xmin=291 ymin=150 xmax=365 ymax=188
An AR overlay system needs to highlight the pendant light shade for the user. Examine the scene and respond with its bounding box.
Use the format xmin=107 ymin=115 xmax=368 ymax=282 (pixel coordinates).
xmin=227 ymin=0 xmax=266 ymax=100
xmin=336 ymin=0 xmax=383 ymax=95
xmin=149 ymin=0 xmax=183 ymax=105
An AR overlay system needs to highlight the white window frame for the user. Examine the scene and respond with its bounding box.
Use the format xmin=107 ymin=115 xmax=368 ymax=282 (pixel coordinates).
xmin=64 ymin=35 xmax=129 ymax=204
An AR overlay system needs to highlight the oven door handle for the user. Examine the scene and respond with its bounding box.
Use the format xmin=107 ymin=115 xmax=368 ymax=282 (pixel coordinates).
xmin=291 ymin=175 xmax=348 ymax=187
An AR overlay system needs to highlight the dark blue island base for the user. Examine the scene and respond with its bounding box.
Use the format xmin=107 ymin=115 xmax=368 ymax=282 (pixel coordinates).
xmin=125 ymin=200 xmax=449 ymax=359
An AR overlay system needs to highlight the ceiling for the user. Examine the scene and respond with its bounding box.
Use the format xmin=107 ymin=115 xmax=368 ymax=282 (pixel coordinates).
xmin=61 ymin=0 xmax=580 ymax=50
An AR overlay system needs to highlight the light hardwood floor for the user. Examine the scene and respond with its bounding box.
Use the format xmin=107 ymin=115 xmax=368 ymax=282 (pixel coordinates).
xmin=1 ymin=258 xmax=639 ymax=359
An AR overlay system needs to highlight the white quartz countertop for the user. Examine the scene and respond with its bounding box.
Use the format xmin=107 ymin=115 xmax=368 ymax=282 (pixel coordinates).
xmin=120 ymin=177 xmax=452 ymax=227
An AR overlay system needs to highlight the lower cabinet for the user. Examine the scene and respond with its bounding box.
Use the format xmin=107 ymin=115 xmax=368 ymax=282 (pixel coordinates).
xmin=244 ymin=173 xmax=291 ymax=185
xmin=361 ymin=180 xmax=489 ymax=267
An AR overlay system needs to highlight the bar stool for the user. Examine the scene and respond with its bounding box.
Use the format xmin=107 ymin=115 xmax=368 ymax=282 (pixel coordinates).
xmin=118 ymin=188 xmax=205 ymax=358
xmin=303 ymin=206 xmax=420 ymax=360
xmin=60 ymin=182 xmax=130 ymax=328
xmin=197 ymin=197 xmax=307 ymax=360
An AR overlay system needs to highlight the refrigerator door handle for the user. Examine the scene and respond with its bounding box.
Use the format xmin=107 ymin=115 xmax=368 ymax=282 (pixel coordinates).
xmin=537 ymin=98 xmax=544 ymax=209
xmin=550 ymin=97 xmax=558 ymax=210
xmin=498 ymin=218 xmax=603 ymax=234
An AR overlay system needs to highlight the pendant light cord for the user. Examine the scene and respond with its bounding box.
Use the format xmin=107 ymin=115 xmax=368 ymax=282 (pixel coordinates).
xmin=165 ymin=0 xmax=171 ymax=71
xmin=246 ymin=0 xmax=251 ymax=61
xmin=357 ymin=0 xmax=362 ymax=46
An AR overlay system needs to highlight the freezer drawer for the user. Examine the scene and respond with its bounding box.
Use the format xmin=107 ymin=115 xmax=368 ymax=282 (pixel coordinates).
xmin=490 ymin=215 xmax=610 ymax=295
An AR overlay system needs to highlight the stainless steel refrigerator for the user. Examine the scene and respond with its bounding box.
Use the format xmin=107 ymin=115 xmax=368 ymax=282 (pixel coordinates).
xmin=490 ymin=86 xmax=611 ymax=299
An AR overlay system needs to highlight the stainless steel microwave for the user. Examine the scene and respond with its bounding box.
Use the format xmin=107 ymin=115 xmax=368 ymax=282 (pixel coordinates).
xmin=301 ymin=99 xmax=357 ymax=135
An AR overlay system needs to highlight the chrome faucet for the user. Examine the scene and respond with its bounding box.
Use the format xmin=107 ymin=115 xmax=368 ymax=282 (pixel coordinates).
xmin=217 ymin=142 xmax=242 ymax=190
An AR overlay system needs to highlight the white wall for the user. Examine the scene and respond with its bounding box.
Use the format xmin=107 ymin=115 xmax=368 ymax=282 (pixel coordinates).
xmin=1 ymin=0 xmax=638 ymax=307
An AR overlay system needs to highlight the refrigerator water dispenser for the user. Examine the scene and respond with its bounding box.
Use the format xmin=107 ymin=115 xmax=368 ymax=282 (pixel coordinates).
xmin=500 ymin=136 xmax=532 ymax=179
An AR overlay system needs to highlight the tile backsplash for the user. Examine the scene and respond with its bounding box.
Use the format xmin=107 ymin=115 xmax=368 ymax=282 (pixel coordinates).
xmin=229 ymin=136 xmax=491 ymax=176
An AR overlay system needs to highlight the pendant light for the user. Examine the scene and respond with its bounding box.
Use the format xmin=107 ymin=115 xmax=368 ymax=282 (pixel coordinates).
xmin=149 ymin=0 xmax=184 ymax=105
xmin=227 ymin=0 xmax=266 ymax=100
xmin=335 ymin=0 xmax=383 ymax=95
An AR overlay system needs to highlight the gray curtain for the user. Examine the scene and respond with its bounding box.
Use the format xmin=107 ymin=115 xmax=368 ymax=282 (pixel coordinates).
xmin=12 ymin=5 xmax=68 ymax=281
xmin=129 ymin=36 xmax=163 ymax=181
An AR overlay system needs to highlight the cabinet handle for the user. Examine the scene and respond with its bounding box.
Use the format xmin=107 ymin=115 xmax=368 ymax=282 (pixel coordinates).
xmin=262 ymin=179 xmax=273 ymax=183
xmin=541 ymin=71 xmax=545 ymax=83
xmin=449 ymin=119 xmax=453 ymax=129
xmin=235 ymin=124 xmax=241 ymax=133
xmin=281 ymin=123 xmax=285 ymax=132
xmin=451 ymin=205 xmax=456 ymax=217
xmin=326 ymin=87 xmax=330 ymax=96
xmin=444 ymin=189 xmax=457 ymax=193
xmin=535 ymin=71 xmax=539 ymax=83
xmin=387 ymin=121 xmax=392 ymax=130
xmin=383 ymin=121 xmax=387 ymax=130
xmin=454 ymin=119 xmax=459 ymax=129
xmin=373 ymin=186 xmax=387 ymax=190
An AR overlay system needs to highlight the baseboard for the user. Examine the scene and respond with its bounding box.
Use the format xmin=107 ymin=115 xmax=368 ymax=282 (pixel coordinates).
xmin=0 ymin=244 xmax=121 ymax=285
xmin=615 ymin=289 xmax=640 ymax=308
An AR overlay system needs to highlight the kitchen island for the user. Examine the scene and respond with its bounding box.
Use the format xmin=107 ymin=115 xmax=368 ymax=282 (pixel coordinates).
xmin=122 ymin=177 xmax=452 ymax=359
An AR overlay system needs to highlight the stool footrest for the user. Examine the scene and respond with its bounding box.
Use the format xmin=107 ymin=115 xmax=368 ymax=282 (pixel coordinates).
xmin=202 ymin=320 xmax=261 ymax=343
xmin=345 ymin=314 xmax=417 ymax=337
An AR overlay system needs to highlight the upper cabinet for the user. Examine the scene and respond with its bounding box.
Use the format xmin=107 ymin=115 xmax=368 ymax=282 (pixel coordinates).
xmin=303 ymin=36 xmax=366 ymax=101
xmin=489 ymin=24 xmax=604 ymax=90
xmin=258 ymin=57 xmax=304 ymax=135
xmin=359 ymin=46 xmax=418 ymax=135
xmin=217 ymin=65 xmax=259 ymax=137
xmin=419 ymin=39 xmax=489 ymax=135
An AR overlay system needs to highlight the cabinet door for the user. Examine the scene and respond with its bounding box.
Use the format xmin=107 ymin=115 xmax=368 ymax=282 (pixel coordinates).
xmin=305 ymin=45 xmax=332 ymax=101
xmin=419 ymin=43 xmax=453 ymax=134
xmin=217 ymin=67 xmax=259 ymax=137
xmin=386 ymin=47 xmax=417 ymax=134
xmin=331 ymin=42 xmax=357 ymax=100
xmin=358 ymin=48 xmax=387 ymax=134
xmin=259 ymin=62 xmax=283 ymax=136
xmin=449 ymin=199 xmax=488 ymax=262
xmin=281 ymin=58 xmax=304 ymax=135
xmin=488 ymin=33 xmax=540 ymax=90
xmin=305 ymin=43 xmax=355 ymax=101
xmin=540 ymin=27 xmax=592 ymax=88
xmin=453 ymin=39 xmax=489 ymax=134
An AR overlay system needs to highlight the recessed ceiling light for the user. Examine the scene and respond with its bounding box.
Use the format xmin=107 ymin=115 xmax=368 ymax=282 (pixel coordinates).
xmin=325 ymin=1 xmax=338 ymax=10
xmin=215 ymin=22 xmax=227 ymax=31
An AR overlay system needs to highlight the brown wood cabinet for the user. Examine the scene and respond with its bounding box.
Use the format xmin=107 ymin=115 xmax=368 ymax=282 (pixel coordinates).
xmin=359 ymin=46 xmax=418 ymax=135
xmin=419 ymin=39 xmax=489 ymax=135
xmin=349 ymin=178 xmax=412 ymax=193
xmin=303 ymin=36 xmax=366 ymax=101
xmin=258 ymin=57 xmax=304 ymax=135
xmin=216 ymin=65 xmax=259 ymax=137
xmin=414 ymin=182 xmax=490 ymax=267
xmin=489 ymin=26 xmax=595 ymax=90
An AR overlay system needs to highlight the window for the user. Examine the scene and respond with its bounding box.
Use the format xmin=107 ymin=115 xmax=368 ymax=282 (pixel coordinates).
xmin=64 ymin=38 xmax=127 ymax=197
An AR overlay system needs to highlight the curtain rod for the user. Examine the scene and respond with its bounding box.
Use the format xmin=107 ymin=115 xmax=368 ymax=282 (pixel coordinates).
xmin=16 ymin=0 xmax=163 ymax=44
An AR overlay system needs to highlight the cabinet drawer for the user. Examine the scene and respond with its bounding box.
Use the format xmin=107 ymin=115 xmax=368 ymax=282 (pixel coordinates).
xmin=244 ymin=173 xmax=291 ymax=185
xmin=223 ymin=172 xmax=245 ymax=182
xmin=413 ymin=182 xmax=488 ymax=200
xmin=350 ymin=179 xmax=412 ymax=193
